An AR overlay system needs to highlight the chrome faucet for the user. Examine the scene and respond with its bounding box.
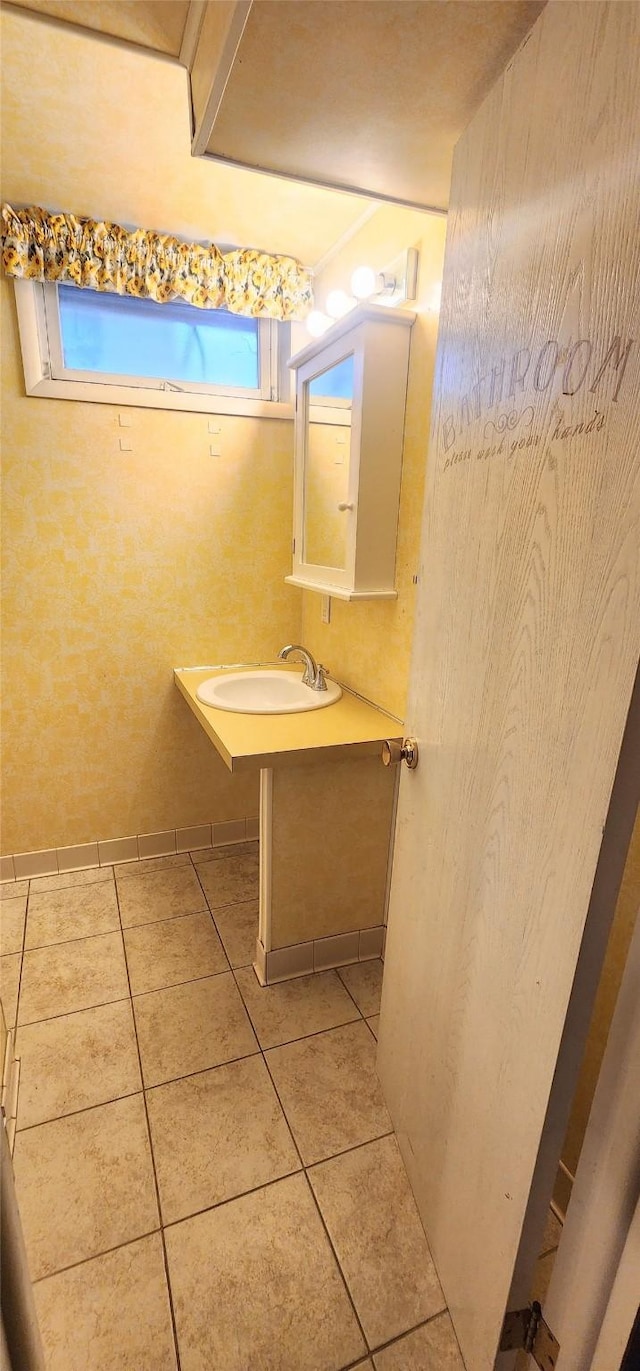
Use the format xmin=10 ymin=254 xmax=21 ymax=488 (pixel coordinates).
xmin=277 ymin=644 xmax=328 ymax=691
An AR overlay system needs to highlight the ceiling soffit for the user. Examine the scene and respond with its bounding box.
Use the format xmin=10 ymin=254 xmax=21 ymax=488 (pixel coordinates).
xmin=192 ymin=0 xmax=546 ymax=211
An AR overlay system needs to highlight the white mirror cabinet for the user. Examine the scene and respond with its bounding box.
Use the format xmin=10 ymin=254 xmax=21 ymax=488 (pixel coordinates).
xmin=286 ymin=303 xmax=415 ymax=600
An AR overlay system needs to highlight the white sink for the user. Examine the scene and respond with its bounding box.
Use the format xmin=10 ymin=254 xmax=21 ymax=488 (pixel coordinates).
xmin=195 ymin=669 xmax=342 ymax=714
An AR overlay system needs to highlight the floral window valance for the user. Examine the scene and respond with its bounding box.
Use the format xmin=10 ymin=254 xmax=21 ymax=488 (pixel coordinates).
xmin=1 ymin=203 xmax=313 ymax=320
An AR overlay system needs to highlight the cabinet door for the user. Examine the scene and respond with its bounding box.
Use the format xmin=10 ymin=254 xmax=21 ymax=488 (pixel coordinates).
xmin=287 ymin=304 xmax=413 ymax=601
xmin=294 ymin=343 xmax=359 ymax=592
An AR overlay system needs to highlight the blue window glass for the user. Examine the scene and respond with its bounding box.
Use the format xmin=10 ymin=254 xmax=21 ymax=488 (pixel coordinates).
xmin=308 ymin=354 xmax=354 ymax=400
xmin=57 ymin=285 xmax=260 ymax=389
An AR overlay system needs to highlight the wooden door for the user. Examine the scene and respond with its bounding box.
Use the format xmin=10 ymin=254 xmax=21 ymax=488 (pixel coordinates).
xmin=377 ymin=4 xmax=640 ymax=1369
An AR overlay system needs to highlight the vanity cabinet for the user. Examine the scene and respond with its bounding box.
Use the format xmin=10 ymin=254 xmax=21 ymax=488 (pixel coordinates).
xmin=174 ymin=664 xmax=402 ymax=985
xmin=286 ymin=303 xmax=415 ymax=600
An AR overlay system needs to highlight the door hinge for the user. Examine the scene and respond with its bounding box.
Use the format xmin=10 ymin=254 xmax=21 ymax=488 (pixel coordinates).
xmin=500 ymin=1301 xmax=559 ymax=1369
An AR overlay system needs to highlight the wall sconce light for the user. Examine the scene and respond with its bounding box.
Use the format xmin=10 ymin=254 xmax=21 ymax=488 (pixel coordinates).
xmin=350 ymin=247 xmax=419 ymax=308
xmin=326 ymin=289 xmax=356 ymax=319
xmin=351 ymin=265 xmax=378 ymax=299
xmin=306 ymin=248 xmax=420 ymax=337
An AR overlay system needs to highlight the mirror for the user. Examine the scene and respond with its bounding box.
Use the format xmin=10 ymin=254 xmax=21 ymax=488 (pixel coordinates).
xmin=303 ymin=354 xmax=354 ymax=570
xmin=288 ymin=304 xmax=414 ymax=599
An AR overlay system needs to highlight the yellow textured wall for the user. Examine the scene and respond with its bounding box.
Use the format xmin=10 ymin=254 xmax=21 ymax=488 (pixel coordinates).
xmin=0 ymin=8 xmax=444 ymax=852
xmin=0 ymin=8 xmax=368 ymax=262
xmin=0 ymin=280 xmax=301 ymax=852
xmin=0 ymin=9 xmax=330 ymax=854
xmin=300 ymin=206 xmax=447 ymax=719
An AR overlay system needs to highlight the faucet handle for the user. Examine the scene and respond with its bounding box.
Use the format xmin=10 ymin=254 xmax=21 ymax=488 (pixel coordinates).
xmin=314 ymin=664 xmax=328 ymax=692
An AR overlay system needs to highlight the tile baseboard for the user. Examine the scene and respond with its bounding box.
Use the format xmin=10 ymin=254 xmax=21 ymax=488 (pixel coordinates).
xmin=1 ymin=819 xmax=260 ymax=885
xmin=267 ymin=941 xmax=315 ymax=983
xmin=314 ymin=931 xmax=359 ymax=972
xmin=5 ymin=831 xmax=388 ymax=988
xmin=260 ymin=925 xmax=385 ymax=985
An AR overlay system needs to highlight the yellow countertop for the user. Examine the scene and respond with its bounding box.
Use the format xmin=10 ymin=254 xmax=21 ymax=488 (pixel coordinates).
xmin=174 ymin=664 xmax=403 ymax=773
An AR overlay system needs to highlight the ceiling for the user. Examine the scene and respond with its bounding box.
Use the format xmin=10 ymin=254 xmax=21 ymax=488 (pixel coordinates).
xmin=7 ymin=0 xmax=192 ymax=56
xmin=8 ymin=1 xmax=546 ymax=212
xmin=195 ymin=0 xmax=546 ymax=210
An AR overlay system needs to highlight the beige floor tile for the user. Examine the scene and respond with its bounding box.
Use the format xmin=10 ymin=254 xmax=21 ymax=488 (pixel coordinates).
xmin=30 ymin=867 xmax=113 ymax=895
xmin=367 ymin=1015 xmax=380 ymax=1039
xmin=338 ymin=960 xmax=384 ymax=1017
xmin=165 ymin=1173 xmax=366 ymax=1371
xmin=18 ymin=932 xmax=129 ymax=1025
xmin=33 ymin=1233 xmax=177 ymax=1371
xmin=1 ymin=894 xmax=27 ymax=954
xmin=193 ymin=840 xmax=258 ymax=864
xmin=124 ymin=913 xmax=227 ymax=995
xmin=117 ymin=865 xmax=206 ymax=928
xmin=147 ymin=1054 xmax=299 ymax=1224
xmin=1 ymin=879 xmax=29 ymax=898
xmin=1 ymin=952 xmax=21 ymax=1026
xmin=116 ymin=853 xmax=190 ymax=877
xmin=197 ymin=853 xmax=259 ymax=909
xmin=373 ymin=1314 xmax=465 ymax=1369
xmin=133 ymin=972 xmax=258 ymax=1087
xmin=309 ymin=1134 xmax=445 ymax=1347
xmin=26 ymin=883 xmax=120 ymax=949
xmin=266 ymin=1021 xmax=392 ymax=1165
xmin=13 ymin=1094 xmax=158 ymax=1280
xmin=17 ymin=1000 xmax=141 ymax=1129
xmin=235 ymin=966 xmax=360 ymax=1049
xmin=212 ymin=898 xmax=258 ymax=968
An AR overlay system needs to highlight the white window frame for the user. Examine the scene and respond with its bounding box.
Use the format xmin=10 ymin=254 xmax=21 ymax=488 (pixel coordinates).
xmin=13 ymin=280 xmax=293 ymax=419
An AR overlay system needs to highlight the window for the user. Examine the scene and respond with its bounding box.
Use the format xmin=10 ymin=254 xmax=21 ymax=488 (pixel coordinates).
xmin=57 ymin=286 xmax=262 ymax=390
xmin=13 ymin=280 xmax=292 ymax=417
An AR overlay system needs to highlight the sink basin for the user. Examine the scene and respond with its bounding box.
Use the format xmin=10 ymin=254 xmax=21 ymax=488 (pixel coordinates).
xmin=195 ymin=669 xmax=342 ymax=714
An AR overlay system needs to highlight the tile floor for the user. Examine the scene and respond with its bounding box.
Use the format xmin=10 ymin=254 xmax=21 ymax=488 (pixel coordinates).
xmin=1 ymin=846 xmax=465 ymax=1371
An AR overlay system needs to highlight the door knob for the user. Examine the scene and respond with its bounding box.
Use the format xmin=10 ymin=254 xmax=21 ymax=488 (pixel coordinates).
xmin=382 ymin=737 xmax=419 ymax=770
xmin=337 ymin=501 xmax=354 ymax=511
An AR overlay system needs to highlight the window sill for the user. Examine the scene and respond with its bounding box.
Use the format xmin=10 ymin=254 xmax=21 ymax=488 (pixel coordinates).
xmin=23 ymin=375 xmax=294 ymax=420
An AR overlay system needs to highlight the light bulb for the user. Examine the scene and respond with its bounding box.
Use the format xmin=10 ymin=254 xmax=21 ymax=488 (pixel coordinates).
xmin=350 ymin=265 xmax=377 ymax=300
xmin=326 ymin=289 xmax=355 ymax=319
xmin=306 ymin=310 xmax=331 ymax=338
